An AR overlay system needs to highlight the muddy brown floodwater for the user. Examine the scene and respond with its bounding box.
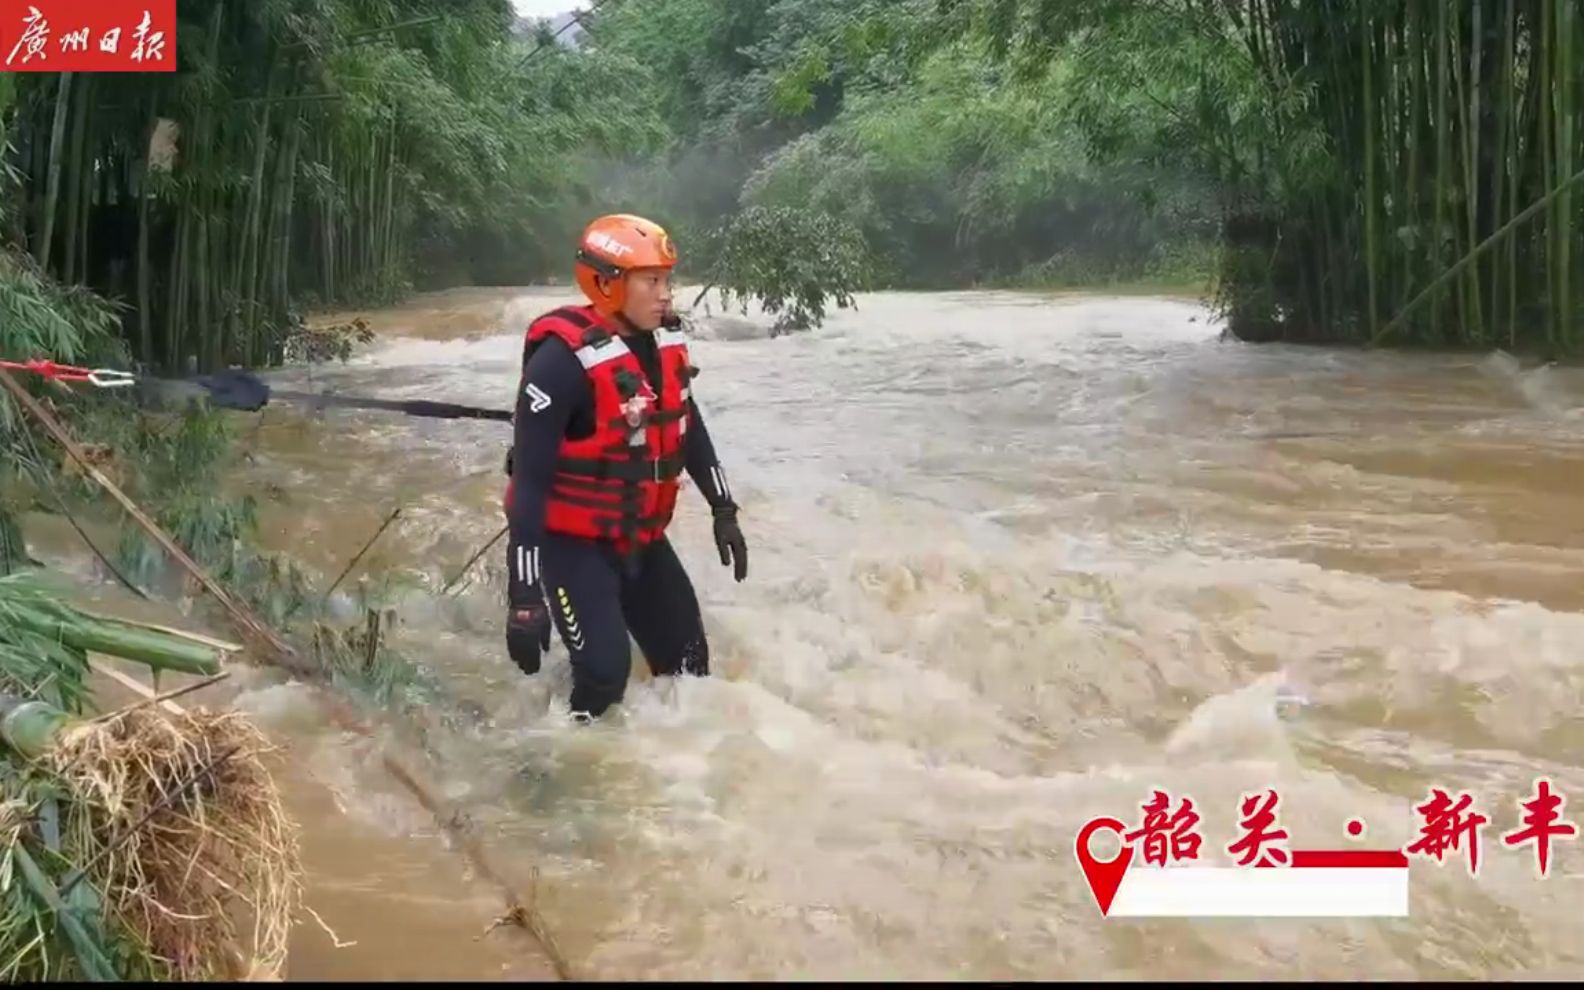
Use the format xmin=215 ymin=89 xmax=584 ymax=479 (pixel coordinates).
xmin=33 ymin=286 xmax=1584 ymax=980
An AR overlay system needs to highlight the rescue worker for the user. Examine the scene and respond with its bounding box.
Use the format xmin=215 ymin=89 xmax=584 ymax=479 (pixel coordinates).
xmin=501 ymin=214 xmax=748 ymax=721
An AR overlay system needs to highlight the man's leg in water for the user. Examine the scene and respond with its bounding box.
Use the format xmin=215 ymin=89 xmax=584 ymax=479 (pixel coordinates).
xmin=538 ymin=532 xmax=634 ymax=719
xmin=620 ymin=537 xmax=710 ymax=679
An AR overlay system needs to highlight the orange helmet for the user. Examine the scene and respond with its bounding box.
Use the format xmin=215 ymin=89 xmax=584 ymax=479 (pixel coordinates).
xmin=574 ymin=213 xmax=678 ymax=318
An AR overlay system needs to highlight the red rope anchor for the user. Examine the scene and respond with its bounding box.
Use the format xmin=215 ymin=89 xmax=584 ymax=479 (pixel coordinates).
xmin=0 ymin=358 xmax=137 ymax=388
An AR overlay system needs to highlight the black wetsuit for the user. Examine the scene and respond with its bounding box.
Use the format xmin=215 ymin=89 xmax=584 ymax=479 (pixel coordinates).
xmin=505 ymin=327 xmax=736 ymax=717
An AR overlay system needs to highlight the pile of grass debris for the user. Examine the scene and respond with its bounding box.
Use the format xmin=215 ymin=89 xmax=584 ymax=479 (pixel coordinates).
xmin=0 ymin=571 xmax=301 ymax=981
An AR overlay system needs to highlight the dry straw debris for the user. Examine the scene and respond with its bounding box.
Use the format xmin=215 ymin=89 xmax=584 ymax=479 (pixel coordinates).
xmin=4 ymin=703 xmax=301 ymax=981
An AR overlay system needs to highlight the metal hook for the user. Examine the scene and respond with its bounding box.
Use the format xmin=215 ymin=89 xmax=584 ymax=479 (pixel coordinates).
xmin=87 ymin=369 xmax=138 ymax=388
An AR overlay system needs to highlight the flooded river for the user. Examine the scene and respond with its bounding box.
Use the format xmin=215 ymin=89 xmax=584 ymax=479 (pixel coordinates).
xmin=44 ymin=287 xmax=1584 ymax=978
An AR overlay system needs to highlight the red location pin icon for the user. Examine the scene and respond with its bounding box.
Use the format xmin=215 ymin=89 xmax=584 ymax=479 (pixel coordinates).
xmin=1075 ymin=817 xmax=1133 ymax=916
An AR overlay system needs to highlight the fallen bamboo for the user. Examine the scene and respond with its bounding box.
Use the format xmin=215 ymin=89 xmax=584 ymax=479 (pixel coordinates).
xmin=380 ymin=749 xmax=576 ymax=981
xmin=0 ymin=368 xmax=311 ymax=676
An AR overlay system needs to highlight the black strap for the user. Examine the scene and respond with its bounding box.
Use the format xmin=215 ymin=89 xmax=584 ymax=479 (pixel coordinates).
xmin=556 ymin=451 xmax=685 ymax=483
xmin=549 ymin=484 xmax=646 ymax=513
xmin=618 ymin=438 xmax=644 ymax=569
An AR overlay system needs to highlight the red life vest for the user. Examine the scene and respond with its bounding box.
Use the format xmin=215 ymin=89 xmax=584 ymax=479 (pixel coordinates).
xmin=503 ymin=304 xmax=693 ymax=554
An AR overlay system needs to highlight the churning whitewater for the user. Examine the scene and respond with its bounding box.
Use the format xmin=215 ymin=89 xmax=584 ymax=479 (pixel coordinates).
xmin=224 ymin=288 xmax=1584 ymax=980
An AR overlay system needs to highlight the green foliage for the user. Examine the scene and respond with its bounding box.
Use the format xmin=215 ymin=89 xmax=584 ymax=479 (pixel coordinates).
xmin=0 ymin=250 xmax=122 ymax=370
xmin=699 ymin=205 xmax=868 ymax=332
xmin=741 ymin=39 xmax=1218 ymax=289
xmin=582 ymin=0 xmax=1217 ymax=299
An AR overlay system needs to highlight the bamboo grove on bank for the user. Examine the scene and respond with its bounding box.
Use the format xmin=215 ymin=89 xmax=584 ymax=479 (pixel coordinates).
xmin=1 ymin=0 xmax=536 ymax=375
xmin=1244 ymin=0 xmax=1583 ymax=351
xmin=976 ymin=0 xmax=1584 ymax=350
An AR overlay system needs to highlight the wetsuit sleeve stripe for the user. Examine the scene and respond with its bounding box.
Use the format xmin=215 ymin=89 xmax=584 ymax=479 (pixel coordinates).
xmin=683 ymin=395 xmax=735 ymax=510
xmin=508 ymin=335 xmax=591 ymax=595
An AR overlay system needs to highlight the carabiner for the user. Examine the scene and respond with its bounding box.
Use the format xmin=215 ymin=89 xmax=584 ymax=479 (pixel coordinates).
xmin=87 ymin=369 xmax=138 ymax=388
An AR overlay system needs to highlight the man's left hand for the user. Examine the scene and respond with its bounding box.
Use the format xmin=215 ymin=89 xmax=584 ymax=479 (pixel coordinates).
xmin=713 ymin=504 xmax=747 ymax=583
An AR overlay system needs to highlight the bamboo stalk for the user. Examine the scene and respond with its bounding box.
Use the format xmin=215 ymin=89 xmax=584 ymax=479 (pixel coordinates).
xmin=73 ymin=78 xmax=93 ymax=286
xmin=166 ymin=198 xmax=191 ymax=371
xmin=1434 ymin=0 xmax=1451 ymax=341
xmin=1404 ymin=0 xmax=1423 ymax=313
xmin=136 ymin=101 xmax=155 ymax=368
xmin=1496 ymin=0 xmax=1517 ymax=345
xmin=5 ymin=602 xmax=221 ymax=676
xmin=74 ymin=611 xmax=240 ymax=653
xmin=1557 ymin=0 xmax=1575 ymax=349
xmin=1362 ymin=7 xmax=1379 ymax=339
xmin=1465 ymin=0 xmax=1486 ymax=344
xmin=36 ymin=72 xmax=73 ymax=270
xmin=380 ymin=751 xmax=576 ymax=981
xmin=61 ymin=75 xmax=90 ymax=283
xmin=1542 ymin=0 xmax=1557 ymax=348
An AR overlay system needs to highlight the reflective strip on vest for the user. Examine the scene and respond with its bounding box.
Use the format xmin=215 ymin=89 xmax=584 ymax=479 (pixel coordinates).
xmin=575 ymin=336 xmax=631 ymax=369
xmin=655 ymin=329 xmax=688 ymax=349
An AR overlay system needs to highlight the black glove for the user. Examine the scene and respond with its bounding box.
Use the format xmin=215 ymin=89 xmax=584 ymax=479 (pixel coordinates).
xmin=712 ymin=503 xmax=747 ymax=583
xmin=506 ymin=597 xmax=553 ymax=676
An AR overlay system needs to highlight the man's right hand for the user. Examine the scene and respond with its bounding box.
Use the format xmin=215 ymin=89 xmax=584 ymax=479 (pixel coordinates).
xmin=506 ymin=599 xmax=553 ymax=676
